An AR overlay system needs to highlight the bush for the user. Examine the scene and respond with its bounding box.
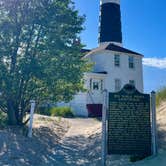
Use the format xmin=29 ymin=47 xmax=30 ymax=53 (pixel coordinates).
xmin=49 ymin=107 xmax=74 ymax=118
xmin=156 ymin=87 xmax=166 ymax=106
xmin=36 ymin=105 xmax=51 ymax=116
xmin=0 ymin=111 xmax=7 ymax=128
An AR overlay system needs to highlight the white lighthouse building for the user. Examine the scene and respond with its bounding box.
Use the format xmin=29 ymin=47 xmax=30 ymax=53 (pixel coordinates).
xmin=63 ymin=0 xmax=144 ymax=116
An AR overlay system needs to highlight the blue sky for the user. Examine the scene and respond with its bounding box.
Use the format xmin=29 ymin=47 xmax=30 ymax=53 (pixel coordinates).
xmin=73 ymin=0 xmax=166 ymax=92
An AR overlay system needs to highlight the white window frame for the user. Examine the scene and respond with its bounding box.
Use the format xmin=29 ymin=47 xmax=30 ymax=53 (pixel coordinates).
xmin=90 ymin=78 xmax=104 ymax=91
xmin=93 ymin=81 xmax=99 ymax=90
xmin=128 ymin=56 xmax=135 ymax=69
xmin=114 ymin=54 xmax=120 ymax=67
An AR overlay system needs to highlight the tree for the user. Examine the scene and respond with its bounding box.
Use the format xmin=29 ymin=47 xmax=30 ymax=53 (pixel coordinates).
xmin=0 ymin=0 xmax=89 ymax=125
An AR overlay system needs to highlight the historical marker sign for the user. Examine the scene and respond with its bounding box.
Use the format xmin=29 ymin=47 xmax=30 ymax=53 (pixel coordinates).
xmin=108 ymin=84 xmax=151 ymax=156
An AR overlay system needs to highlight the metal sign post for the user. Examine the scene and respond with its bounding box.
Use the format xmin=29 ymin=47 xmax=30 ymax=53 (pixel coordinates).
xmin=102 ymin=89 xmax=108 ymax=166
xmin=151 ymin=91 xmax=158 ymax=156
xmin=28 ymin=100 xmax=36 ymax=138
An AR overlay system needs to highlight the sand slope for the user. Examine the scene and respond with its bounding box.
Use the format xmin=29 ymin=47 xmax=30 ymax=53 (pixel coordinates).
xmin=132 ymin=102 xmax=166 ymax=166
xmin=0 ymin=115 xmax=69 ymax=166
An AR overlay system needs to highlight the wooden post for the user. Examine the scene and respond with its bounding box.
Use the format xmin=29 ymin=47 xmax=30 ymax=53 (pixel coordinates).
xmin=151 ymin=91 xmax=158 ymax=156
xmin=28 ymin=100 xmax=36 ymax=138
xmin=102 ymin=89 xmax=108 ymax=166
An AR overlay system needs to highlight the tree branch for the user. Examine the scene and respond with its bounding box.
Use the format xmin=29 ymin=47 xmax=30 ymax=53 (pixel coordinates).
xmin=32 ymin=25 xmax=43 ymax=57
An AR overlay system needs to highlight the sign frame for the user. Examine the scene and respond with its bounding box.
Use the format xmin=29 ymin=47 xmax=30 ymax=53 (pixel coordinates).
xmin=101 ymin=84 xmax=158 ymax=165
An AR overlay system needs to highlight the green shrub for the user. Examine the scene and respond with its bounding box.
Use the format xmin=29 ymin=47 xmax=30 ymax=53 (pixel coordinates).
xmin=49 ymin=107 xmax=74 ymax=118
xmin=36 ymin=105 xmax=51 ymax=116
xmin=156 ymin=87 xmax=166 ymax=106
xmin=0 ymin=111 xmax=7 ymax=128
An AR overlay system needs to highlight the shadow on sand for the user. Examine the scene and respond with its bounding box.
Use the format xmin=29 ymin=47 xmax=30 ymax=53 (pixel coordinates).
xmin=157 ymin=123 xmax=166 ymax=150
xmin=0 ymin=126 xmax=101 ymax=166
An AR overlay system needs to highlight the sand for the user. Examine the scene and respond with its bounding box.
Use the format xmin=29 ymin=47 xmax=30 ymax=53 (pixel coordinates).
xmin=0 ymin=102 xmax=166 ymax=166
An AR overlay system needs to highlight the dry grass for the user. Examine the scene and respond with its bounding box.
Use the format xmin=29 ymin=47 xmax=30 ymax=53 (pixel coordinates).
xmin=156 ymin=87 xmax=166 ymax=106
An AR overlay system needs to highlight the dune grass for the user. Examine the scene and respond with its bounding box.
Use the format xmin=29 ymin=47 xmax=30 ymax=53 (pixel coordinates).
xmin=156 ymin=87 xmax=166 ymax=106
xmin=49 ymin=107 xmax=74 ymax=118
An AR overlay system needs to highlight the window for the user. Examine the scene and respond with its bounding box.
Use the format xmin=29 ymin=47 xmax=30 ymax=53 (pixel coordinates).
xmin=89 ymin=79 xmax=104 ymax=91
xmin=115 ymin=79 xmax=121 ymax=91
xmin=129 ymin=80 xmax=135 ymax=86
xmin=93 ymin=82 xmax=99 ymax=90
xmin=114 ymin=54 xmax=120 ymax=67
xmin=129 ymin=56 xmax=134 ymax=69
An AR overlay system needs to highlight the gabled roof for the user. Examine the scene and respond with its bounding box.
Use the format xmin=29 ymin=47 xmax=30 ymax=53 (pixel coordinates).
xmin=84 ymin=42 xmax=143 ymax=57
xmin=81 ymin=49 xmax=91 ymax=53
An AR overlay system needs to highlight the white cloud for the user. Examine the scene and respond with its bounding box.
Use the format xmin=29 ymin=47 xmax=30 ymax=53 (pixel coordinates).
xmin=143 ymin=57 xmax=166 ymax=69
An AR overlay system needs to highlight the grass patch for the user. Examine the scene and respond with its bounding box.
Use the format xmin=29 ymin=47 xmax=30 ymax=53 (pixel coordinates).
xmin=36 ymin=105 xmax=50 ymax=116
xmin=0 ymin=111 xmax=7 ymax=128
xmin=156 ymin=87 xmax=166 ymax=106
xmin=37 ymin=106 xmax=74 ymax=118
xmin=49 ymin=107 xmax=74 ymax=118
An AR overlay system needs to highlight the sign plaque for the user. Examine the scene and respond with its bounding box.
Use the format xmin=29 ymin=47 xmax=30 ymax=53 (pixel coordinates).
xmin=108 ymin=84 xmax=151 ymax=156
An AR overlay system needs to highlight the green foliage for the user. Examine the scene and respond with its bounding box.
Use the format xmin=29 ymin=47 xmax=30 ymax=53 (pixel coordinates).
xmin=0 ymin=0 xmax=90 ymax=125
xmin=49 ymin=107 xmax=74 ymax=118
xmin=36 ymin=105 xmax=50 ymax=116
xmin=0 ymin=112 xmax=7 ymax=128
xmin=156 ymin=87 xmax=166 ymax=106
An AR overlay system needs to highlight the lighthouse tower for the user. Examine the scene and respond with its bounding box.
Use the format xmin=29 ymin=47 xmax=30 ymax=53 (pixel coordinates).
xmin=99 ymin=0 xmax=122 ymax=46
xmin=68 ymin=0 xmax=144 ymax=117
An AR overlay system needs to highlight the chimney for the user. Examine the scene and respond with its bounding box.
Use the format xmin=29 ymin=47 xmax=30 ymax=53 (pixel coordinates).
xmin=99 ymin=0 xmax=122 ymax=46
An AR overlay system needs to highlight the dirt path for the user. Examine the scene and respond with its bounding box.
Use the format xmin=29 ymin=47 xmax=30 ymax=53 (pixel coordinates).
xmin=53 ymin=118 xmax=102 ymax=166
xmin=53 ymin=102 xmax=166 ymax=166
xmin=0 ymin=116 xmax=102 ymax=166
